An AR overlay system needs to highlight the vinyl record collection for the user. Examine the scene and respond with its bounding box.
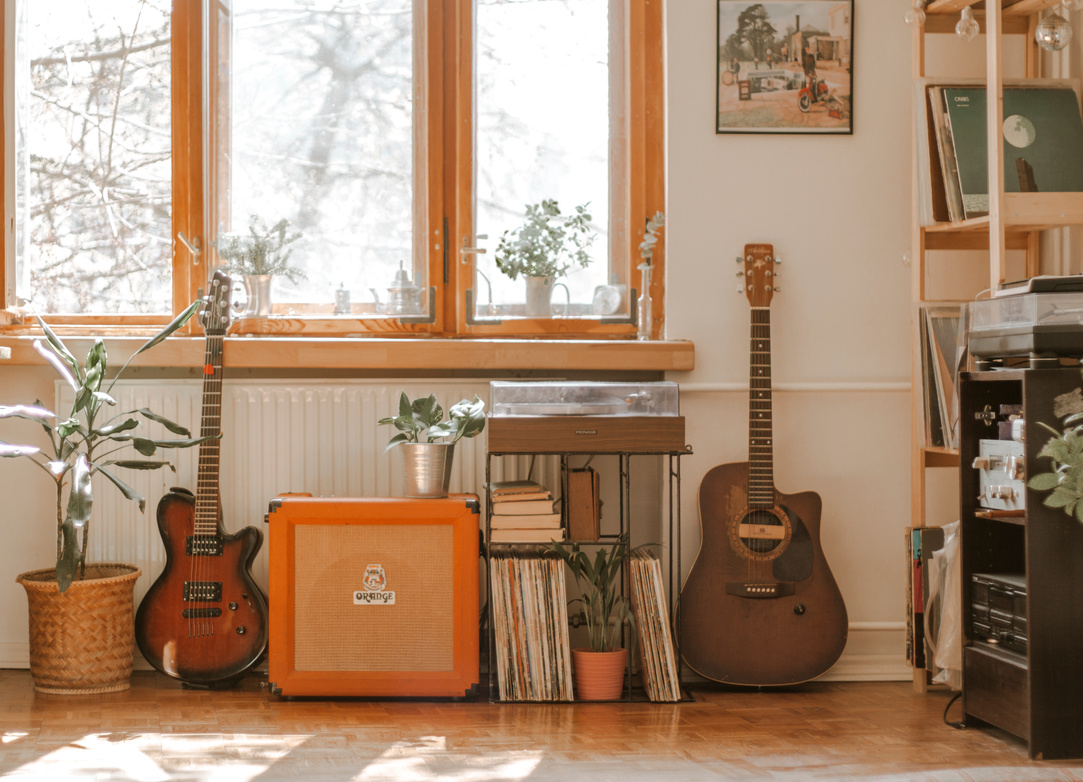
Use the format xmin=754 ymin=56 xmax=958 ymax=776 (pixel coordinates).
xmin=488 ymin=551 xmax=574 ymax=701
xmin=629 ymin=550 xmax=681 ymax=702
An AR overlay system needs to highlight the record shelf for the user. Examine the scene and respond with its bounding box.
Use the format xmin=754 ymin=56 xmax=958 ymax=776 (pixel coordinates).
xmin=482 ymin=415 xmax=690 ymax=703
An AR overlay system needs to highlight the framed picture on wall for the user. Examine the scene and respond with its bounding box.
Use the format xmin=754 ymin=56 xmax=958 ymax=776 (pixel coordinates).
xmin=716 ymin=1 xmax=854 ymax=135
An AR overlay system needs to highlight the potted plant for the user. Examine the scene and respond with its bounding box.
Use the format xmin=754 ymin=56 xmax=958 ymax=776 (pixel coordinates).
xmin=2 ymin=304 xmax=213 ymax=694
xmin=214 ymin=215 xmax=305 ymax=318
xmin=378 ymin=392 xmax=486 ymax=498
xmin=494 ymin=199 xmax=595 ymax=317
xmin=1027 ymin=404 xmax=1083 ymax=522
xmin=549 ymin=533 xmax=646 ymax=700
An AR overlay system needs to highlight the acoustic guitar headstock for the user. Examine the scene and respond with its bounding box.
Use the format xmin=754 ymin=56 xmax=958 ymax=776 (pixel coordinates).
xmin=738 ymin=243 xmax=780 ymax=308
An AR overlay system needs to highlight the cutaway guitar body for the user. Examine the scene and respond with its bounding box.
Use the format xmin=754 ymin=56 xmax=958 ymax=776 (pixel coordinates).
xmin=679 ymin=243 xmax=847 ymax=686
xmin=680 ymin=461 xmax=847 ymax=685
xmin=135 ymin=271 xmax=268 ymax=688
xmin=136 ymin=488 xmax=268 ymax=687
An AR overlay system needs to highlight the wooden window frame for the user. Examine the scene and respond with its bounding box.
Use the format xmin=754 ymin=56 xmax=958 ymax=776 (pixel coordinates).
xmin=0 ymin=0 xmax=665 ymax=341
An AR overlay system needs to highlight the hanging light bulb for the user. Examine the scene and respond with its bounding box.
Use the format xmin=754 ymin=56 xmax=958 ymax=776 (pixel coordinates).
xmin=905 ymin=0 xmax=926 ymax=27
xmin=1036 ymin=11 xmax=1073 ymax=51
xmin=956 ymin=6 xmax=980 ymax=42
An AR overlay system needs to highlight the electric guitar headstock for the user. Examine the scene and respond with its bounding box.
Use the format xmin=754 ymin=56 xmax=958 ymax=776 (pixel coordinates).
xmin=200 ymin=270 xmax=234 ymax=336
xmin=739 ymin=243 xmax=780 ymax=308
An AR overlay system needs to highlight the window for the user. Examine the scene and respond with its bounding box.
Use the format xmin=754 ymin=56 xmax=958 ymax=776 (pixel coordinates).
xmin=3 ymin=0 xmax=664 ymax=339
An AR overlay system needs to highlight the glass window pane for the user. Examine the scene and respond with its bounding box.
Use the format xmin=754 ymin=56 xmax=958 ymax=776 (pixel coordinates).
xmin=15 ymin=1 xmax=173 ymax=315
xmin=473 ymin=0 xmax=615 ymax=320
xmin=214 ymin=0 xmax=423 ymax=319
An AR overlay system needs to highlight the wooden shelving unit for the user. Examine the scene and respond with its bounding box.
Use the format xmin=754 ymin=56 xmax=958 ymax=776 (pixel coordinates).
xmin=909 ymin=0 xmax=1083 ymax=689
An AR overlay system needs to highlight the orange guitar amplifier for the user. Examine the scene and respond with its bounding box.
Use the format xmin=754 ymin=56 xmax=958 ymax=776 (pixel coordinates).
xmin=265 ymin=494 xmax=480 ymax=697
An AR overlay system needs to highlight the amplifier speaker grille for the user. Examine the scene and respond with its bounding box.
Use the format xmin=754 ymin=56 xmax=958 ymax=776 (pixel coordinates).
xmin=294 ymin=524 xmax=454 ymax=672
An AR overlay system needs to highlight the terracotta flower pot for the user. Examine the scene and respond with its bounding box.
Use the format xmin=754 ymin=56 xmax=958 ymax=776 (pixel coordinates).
xmin=572 ymin=647 xmax=627 ymax=701
xmin=16 ymin=564 xmax=141 ymax=695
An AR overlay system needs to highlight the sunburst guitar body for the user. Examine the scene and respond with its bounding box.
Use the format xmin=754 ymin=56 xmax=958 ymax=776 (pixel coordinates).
xmin=679 ymin=244 xmax=847 ymax=686
xmin=135 ymin=271 xmax=268 ymax=687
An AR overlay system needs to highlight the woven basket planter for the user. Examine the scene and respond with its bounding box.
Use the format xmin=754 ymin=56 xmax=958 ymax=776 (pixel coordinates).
xmin=16 ymin=563 xmax=141 ymax=695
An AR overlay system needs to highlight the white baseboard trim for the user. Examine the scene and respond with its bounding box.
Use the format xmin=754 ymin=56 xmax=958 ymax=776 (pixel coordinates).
xmin=820 ymin=653 xmax=912 ymax=682
xmin=2 ymin=627 xmax=913 ymax=682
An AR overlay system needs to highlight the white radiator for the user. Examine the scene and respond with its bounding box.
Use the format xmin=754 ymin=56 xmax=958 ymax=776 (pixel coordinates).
xmin=63 ymin=380 xmax=558 ymax=601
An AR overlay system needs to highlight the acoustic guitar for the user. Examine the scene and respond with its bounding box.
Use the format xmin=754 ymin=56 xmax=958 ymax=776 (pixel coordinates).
xmin=679 ymin=243 xmax=847 ymax=686
xmin=135 ymin=271 xmax=268 ymax=687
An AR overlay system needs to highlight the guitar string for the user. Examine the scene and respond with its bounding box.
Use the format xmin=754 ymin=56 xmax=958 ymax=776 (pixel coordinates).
xmin=192 ymin=331 xmax=222 ymax=640
xmin=749 ymin=306 xmax=773 ymax=586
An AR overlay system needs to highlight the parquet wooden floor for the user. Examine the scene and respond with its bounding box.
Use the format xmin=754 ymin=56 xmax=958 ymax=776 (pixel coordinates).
xmin=1 ymin=670 xmax=1082 ymax=781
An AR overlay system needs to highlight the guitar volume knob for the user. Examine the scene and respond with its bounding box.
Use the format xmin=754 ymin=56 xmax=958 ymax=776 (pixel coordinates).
xmin=236 ymin=626 xmax=246 ymax=635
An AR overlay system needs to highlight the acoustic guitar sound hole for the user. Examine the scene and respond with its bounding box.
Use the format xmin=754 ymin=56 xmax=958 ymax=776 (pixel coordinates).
xmin=731 ymin=507 xmax=791 ymax=560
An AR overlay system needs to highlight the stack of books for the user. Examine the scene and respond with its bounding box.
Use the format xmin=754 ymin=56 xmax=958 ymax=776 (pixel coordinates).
xmin=488 ymin=480 xmax=565 ymax=543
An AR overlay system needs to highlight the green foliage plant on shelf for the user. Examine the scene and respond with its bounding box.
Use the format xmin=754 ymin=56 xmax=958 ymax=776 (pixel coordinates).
xmin=1027 ymin=406 xmax=1083 ymax=524
xmin=638 ymin=211 xmax=665 ymax=264
xmin=549 ymin=533 xmax=650 ymax=653
xmin=494 ymin=199 xmax=596 ymax=281
xmin=377 ymin=392 xmax=486 ymax=452
xmin=214 ymin=215 xmax=306 ymax=283
xmin=0 ymin=304 xmax=217 ymax=591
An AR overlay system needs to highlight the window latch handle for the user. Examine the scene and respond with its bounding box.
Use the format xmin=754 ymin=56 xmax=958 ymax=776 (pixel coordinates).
xmin=460 ymin=234 xmax=488 ymax=263
xmin=177 ymin=232 xmax=202 ymax=265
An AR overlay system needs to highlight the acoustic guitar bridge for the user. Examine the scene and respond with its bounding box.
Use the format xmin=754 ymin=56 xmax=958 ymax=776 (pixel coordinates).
xmin=186 ymin=536 xmax=223 ymax=556
xmin=727 ymin=582 xmax=795 ymax=599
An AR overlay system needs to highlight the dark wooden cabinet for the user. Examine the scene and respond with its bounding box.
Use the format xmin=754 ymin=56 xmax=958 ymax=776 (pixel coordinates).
xmin=959 ymin=369 xmax=1083 ymax=760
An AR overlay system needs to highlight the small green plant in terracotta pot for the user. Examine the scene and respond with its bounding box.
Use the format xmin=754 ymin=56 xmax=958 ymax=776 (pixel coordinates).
xmin=550 ymin=533 xmax=649 ymax=700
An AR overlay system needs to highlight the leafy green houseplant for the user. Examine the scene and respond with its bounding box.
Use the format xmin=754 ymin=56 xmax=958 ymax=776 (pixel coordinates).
xmin=549 ymin=533 xmax=641 ymax=653
xmin=1027 ymin=408 xmax=1083 ymax=523
xmin=494 ymin=199 xmax=595 ymax=281
xmin=378 ymin=392 xmax=486 ymax=499
xmin=549 ymin=533 xmax=651 ymax=700
xmin=1 ymin=304 xmax=211 ymax=591
xmin=378 ymin=392 xmax=486 ymax=451
xmin=214 ymin=215 xmax=305 ymax=283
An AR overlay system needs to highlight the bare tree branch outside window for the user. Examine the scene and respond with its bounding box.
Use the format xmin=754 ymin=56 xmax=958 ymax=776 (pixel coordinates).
xmin=16 ymin=1 xmax=173 ymax=315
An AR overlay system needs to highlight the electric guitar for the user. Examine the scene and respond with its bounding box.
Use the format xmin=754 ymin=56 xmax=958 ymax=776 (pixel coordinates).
xmin=135 ymin=271 xmax=268 ymax=687
xmin=679 ymin=243 xmax=847 ymax=686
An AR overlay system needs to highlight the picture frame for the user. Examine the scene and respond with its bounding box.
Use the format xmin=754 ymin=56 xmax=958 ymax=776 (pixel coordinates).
xmin=716 ymin=1 xmax=854 ymax=135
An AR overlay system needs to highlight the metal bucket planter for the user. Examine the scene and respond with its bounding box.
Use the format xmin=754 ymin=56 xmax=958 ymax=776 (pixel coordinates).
xmin=15 ymin=563 xmax=141 ymax=695
xmin=400 ymin=442 xmax=455 ymax=498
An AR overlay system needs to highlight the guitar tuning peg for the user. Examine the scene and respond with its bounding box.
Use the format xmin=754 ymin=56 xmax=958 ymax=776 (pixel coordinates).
xmin=737 ymin=270 xmax=745 ymax=277
xmin=737 ymin=286 xmax=744 ymax=294
xmin=774 ymin=256 xmax=782 ymax=264
xmin=220 ymin=315 xmax=228 ymax=325
xmin=774 ymin=285 xmax=781 ymax=293
xmin=736 ymin=256 xmax=743 ymax=263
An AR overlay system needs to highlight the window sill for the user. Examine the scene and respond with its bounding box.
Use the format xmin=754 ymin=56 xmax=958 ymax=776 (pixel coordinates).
xmin=0 ymin=335 xmax=694 ymax=372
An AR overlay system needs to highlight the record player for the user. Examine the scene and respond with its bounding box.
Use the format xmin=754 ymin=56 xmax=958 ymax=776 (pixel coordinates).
xmin=969 ymin=276 xmax=1083 ymax=367
xmin=487 ymin=381 xmax=686 ymax=453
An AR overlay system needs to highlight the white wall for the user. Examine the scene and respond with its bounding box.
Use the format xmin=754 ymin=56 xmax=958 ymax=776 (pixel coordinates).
xmin=665 ymin=1 xmax=914 ymax=678
xmin=0 ymin=1 xmax=934 ymax=680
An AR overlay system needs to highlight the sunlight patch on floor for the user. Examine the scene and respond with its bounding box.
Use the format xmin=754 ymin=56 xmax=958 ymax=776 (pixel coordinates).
xmin=3 ymin=731 xmax=544 ymax=781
